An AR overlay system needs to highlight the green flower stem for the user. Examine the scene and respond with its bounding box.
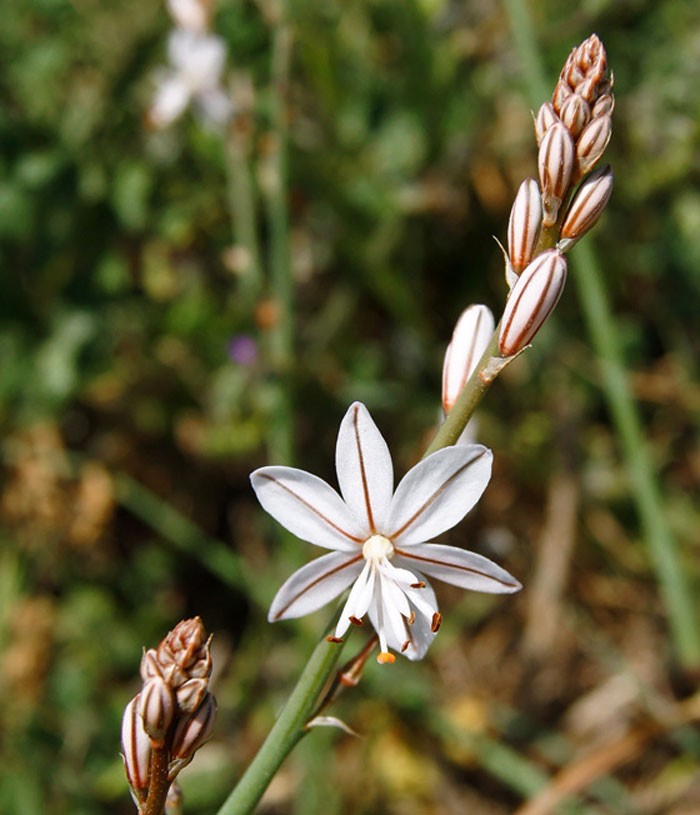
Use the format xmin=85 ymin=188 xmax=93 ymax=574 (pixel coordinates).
xmin=264 ymin=15 xmax=295 ymax=466
xmin=216 ymin=636 xmax=345 ymax=815
xmin=424 ymin=331 xmax=507 ymax=456
xmin=225 ymin=114 xmax=264 ymax=310
xmin=573 ymin=242 xmax=700 ymax=667
xmin=504 ymin=0 xmax=700 ymax=668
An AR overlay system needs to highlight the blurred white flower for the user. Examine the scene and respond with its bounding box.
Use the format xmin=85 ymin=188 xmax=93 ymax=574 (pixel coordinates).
xmin=166 ymin=0 xmax=211 ymax=33
xmin=149 ymin=29 xmax=232 ymax=129
xmin=251 ymin=402 xmax=520 ymax=663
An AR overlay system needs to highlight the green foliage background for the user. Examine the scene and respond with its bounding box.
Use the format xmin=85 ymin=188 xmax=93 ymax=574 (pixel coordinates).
xmin=1 ymin=0 xmax=699 ymax=813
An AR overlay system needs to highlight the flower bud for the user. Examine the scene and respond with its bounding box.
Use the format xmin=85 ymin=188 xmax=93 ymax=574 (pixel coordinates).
xmin=538 ymin=123 xmax=575 ymax=227
xmin=558 ymin=94 xmax=591 ymax=140
xmin=175 ymin=677 xmax=209 ymax=713
xmin=592 ymin=92 xmax=615 ymax=118
xmin=534 ymin=102 xmax=558 ymax=146
xmin=140 ymin=648 xmax=161 ymax=681
xmin=507 ymin=178 xmax=542 ymax=275
xmin=442 ymin=305 xmax=495 ymax=413
xmin=559 ymin=165 xmax=613 ymax=251
xmin=139 ymin=677 xmax=176 ymax=746
xmin=499 ymin=250 xmax=568 ymax=357
xmin=556 ymin=34 xmax=609 ymax=107
xmin=155 ymin=617 xmax=212 ymax=689
xmin=576 ymin=114 xmax=612 ymax=177
xmin=168 ymin=693 xmax=217 ymax=780
xmin=551 ymin=81 xmax=572 ymax=115
xmin=167 ymin=0 xmax=211 ymax=33
xmin=121 ymin=697 xmax=152 ymax=801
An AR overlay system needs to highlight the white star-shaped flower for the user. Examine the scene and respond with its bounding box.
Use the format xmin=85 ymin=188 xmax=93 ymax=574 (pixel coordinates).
xmin=149 ymin=29 xmax=232 ymax=129
xmin=251 ymin=402 xmax=521 ymax=663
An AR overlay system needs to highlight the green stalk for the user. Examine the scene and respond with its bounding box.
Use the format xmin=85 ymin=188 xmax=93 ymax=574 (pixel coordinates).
xmin=264 ymin=13 xmax=295 ymax=466
xmin=225 ymin=113 xmax=264 ymax=310
xmin=424 ymin=332 xmax=504 ymax=455
xmin=504 ymin=0 xmax=700 ymax=668
xmin=573 ymin=241 xmax=700 ymax=666
xmin=214 ymin=343 xmax=503 ymax=815
xmin=216 ymin=635 xmax=345 ymax=815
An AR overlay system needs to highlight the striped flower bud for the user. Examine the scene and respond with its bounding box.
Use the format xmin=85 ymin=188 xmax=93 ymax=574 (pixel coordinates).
xmin=576 ymin=114 xmax=612 ymax=177
xmin=538 ymin=123 xmax=575 ymax=227
xmin=555 ymin=34 xmax=609 ymax=108
xmin=558 ymin=94 xmax=591 ymax=139
xmin=499 ymin=250 xmax=568 ymax=357
xmin=155 ymin=617 xmax=212 ymax=690
xmin=139 ymin=676 xmax=176 ymax=746
xmin=169 ymin=693 xmax=217 ymax=779
xmin=121 ymin=697 xmax=152 ymax=803
xmin=534 ymin=102 xmax=558 ymax=146
xmin=507 ymin=178 xmax=542 ymax=275
xmin=140 ymin=648 xmax=163 ymax=682
xmin=559 ymin=165 xmax=613 ymax=251
xmin=551 ymin=81 xmax=572 ymax=115
xmin=592 ymin=91 xmax=615 ymax=118
xmin=175 ymin=677 xmax=209 ymax=713
xmin=442 ymin=305 xmax=495 ymax=413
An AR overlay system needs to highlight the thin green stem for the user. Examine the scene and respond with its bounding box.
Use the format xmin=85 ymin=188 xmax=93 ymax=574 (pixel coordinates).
xmin=504 ymin=0 xmax=700 ymax=668
xmin=264 ymin=15 xmax=295 ymax=465
xmin=215 ymin=636 xmax=345 ymax=815
xmin=572 ymin=242 xmax=700 ymax=667
xmin=225 ymin=111 xmax=264 ymax=310
xmin=424 ymin=332 xmax=505 ymax=456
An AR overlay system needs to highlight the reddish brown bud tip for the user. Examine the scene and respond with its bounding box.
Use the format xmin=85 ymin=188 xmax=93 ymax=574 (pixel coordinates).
xmin=555 ymin=34 xmax=610 ymax=109
xmin=349 ymin=615 xmax=364 ymax=627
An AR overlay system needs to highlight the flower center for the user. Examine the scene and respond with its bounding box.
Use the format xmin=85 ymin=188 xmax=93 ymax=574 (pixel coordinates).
xmin=362 ymin=534 xmax=394 ymax=563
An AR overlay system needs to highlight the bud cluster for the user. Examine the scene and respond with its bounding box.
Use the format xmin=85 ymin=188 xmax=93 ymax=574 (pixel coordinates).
xmin=121 ymin=618 xmax=217 ymax=812
xmin=535 ymin=33 xmax=614 ymax=227
xmin=496 ymin=34 xmax=614 ymax=358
